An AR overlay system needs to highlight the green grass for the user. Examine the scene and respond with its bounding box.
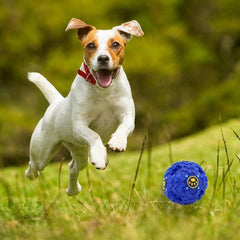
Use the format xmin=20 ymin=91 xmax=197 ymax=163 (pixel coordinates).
xmin=0 ymin=119 xmax=240 ymax=240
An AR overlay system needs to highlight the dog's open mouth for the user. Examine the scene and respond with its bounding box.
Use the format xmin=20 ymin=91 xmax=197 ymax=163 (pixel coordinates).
xmin=93 ymin=69 xmax=118 ymax=88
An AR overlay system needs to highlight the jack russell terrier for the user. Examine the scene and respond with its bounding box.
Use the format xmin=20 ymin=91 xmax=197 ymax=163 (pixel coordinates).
xmin=25 ymin=18 xmax=144 ymax=196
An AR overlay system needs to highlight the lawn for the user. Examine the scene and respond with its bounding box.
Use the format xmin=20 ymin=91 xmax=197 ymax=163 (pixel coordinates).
xmin=0 ymin=119 xmax=240 ymax=240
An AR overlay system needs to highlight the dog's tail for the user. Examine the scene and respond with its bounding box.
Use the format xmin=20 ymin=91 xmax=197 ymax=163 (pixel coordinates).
xmin=28 ymin=72 xmax=64 ymax=104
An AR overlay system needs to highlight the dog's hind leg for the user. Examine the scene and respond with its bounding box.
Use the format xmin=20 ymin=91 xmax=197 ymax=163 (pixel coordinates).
xmin=25 ymin=120 xmax=61 ymax=180
xmin=64 ymin=143 xmax=88 ymax=196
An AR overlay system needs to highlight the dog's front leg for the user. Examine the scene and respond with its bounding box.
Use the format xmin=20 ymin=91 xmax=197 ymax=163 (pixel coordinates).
xmin=73 ymin=123 xmax=108 ymax=170
xmin=108 ymin=114 xmax=135 ymax=152
xmin=107 ymin=96 xmax=135 ymax=152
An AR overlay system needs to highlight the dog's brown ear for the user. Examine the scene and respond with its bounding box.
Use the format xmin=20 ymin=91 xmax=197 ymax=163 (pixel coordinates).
xmin=65 ymin=18 xmax=96 ymax=42
xmin=113 ymin=20 xmax=144 ymax=42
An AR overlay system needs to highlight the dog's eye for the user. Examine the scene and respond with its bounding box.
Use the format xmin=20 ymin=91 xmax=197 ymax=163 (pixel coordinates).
xmin=87 ymin=43 xmax=96 ymax=50
xmin=111 ymin=41 xmax=121 ymax=50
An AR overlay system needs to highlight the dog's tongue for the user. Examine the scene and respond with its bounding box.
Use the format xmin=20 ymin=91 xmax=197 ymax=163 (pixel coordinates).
xmin=96 ymin=69 xmax=112 ymax=88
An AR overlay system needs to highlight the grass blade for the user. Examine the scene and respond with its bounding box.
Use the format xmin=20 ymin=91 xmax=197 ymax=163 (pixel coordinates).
xmin=58 ymin=157 xmax=65 ymax=191
xmin=235 ymin=154 xmax=240 ymax=163
xmin=220 ymin=127 xmax=233 ymax=186
xmin=126 ymin=134 xmax=147 ymax=214
xmin=146 ymin=131 xmax=152 ymax=189
xmin=232 ymin=128 xmax=240 ymax=142
xmin=210 ymin=140 xmax=220 ymax=206
xmin=86 ymin=165 xmax=99 ymax=213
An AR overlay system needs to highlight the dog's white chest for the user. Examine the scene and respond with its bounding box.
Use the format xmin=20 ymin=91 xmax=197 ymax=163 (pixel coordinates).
xmin=91 ymin=113 xmax=118 ymax=142
xmin=88 ymin=98 xmax=119 ymax=143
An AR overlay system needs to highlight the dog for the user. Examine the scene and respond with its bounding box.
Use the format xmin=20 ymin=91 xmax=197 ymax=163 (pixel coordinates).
xmin=25 ymin=18 xmax=144 ymax=196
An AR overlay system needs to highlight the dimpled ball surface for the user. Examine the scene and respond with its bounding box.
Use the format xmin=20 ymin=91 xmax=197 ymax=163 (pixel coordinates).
xmin=163 ymin=161 xmax=208 ymax=205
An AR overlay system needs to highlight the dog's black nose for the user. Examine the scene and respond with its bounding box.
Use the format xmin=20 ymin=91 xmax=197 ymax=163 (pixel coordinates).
xmin=98 ymin=55 xmax=110 ymax=64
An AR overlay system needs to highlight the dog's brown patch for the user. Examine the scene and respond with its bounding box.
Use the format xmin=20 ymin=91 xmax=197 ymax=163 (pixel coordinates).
xmin=82 ymin=30 xmax=99 ymax=66
xmin=107 ymin=33 xmax=126 ymax=69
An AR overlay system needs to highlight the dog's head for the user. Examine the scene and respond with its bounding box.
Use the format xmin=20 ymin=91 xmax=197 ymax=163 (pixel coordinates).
xmin=66 ymin=18 xmax=144 ymax=88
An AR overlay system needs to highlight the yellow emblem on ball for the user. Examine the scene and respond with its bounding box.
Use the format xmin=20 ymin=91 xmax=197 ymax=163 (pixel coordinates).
xmin=187 ymin=176 xmax=199 ymax=189
xmin=162 ymin=178 xmax=166 ymax=191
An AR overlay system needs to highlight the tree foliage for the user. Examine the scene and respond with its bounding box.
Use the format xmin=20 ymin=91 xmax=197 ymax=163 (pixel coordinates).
xmin=1 ymin=0 xmax=240 ymax=165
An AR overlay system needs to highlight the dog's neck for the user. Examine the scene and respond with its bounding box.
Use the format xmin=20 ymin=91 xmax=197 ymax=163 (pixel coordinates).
xmin=77 ymin=62 xmax=96 ymax=85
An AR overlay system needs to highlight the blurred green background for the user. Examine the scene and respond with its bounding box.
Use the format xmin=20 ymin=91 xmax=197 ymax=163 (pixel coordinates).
xmin=1 ymin=0 xmax=240 ymax=166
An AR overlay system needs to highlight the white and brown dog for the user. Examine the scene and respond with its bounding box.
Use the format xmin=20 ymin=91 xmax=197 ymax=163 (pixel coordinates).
xmin=25 ymin=18 xmax=144 ymax=195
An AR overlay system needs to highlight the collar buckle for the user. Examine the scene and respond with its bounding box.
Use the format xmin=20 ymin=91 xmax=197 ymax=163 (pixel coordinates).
xmin=77 ymin=63 xmax=96 ymax=85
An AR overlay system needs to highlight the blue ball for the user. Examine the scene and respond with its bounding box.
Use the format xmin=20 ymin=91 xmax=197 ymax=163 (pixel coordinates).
xmin=163 ymin=161 xmax=208 ymax=205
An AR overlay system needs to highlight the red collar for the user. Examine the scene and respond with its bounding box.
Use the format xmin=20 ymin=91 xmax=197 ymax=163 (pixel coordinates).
xmin=77 ymin=63 xmax=96 ymax=85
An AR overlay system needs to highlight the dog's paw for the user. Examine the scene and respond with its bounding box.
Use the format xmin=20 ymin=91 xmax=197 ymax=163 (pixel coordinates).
xmin=25 ymin=166 xmax=40 ymax=180
xmin=107 ymin=134 xmax=127 ymax=152
xmin=90 ymin=145 xmax=108 ymax=170
xmin=66 ymin=182 xmax=82 ymax=196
